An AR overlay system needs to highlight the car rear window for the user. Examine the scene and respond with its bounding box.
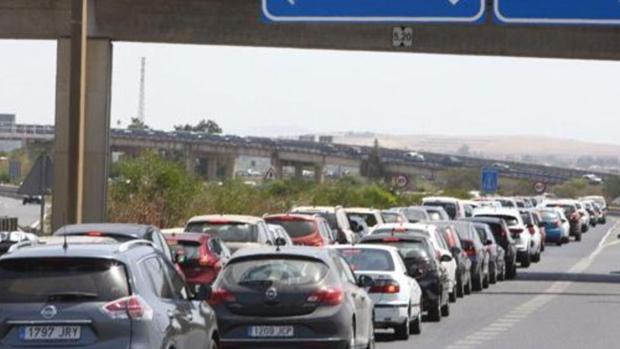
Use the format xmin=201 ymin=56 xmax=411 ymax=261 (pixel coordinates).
xmin=381 ymin=212 xmax=400 ymax=223
xmin=476 ymin=214 xmax=519 ymax=227
xmin=347 ymin=213 xmax=378 ymax=227
xmin=167 ymin=240 xmax=201 ymax=260
xmin=427 ymin=211 xmax=442 ymax=221
xmin=498 ymin=199 xmax=515 ymax=208
xmin=294 ymin=212 xmax=338 ymax=231
xmin=186 ymin=222 xmax=258 ymax=243
xmin=424 ymin=202 xmax=456 ymax=219
xmin=540 ymin=211 xmax=559 ymax=221
xmin=403 ymin=209 xmax=428 ymax=222
xmin=63 ymin=232 xmax=134 ymax=242
xmin=224 ymin=258 xmax=328 ymax=286
xmin=362 ymin=240 xmax=430 ymax=260
xmin=266 ymin=219 xmax=316 ymax=238
xmin=335 ymin=248 xmax=395 ymax=271
xmin=0 ymin=258 xmax=129 ymax=303
xmin=520 ymin=213 xmax=533 ymax=225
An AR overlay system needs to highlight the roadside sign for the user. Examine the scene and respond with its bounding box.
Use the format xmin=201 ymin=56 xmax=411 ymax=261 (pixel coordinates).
xmin=534 ymin=181 xmax=547 ymax=194
xmin=264 ymin=167 xmax=276 ymax=181
xmin=262 ymin=0 xmax=486 ymax=23
xmin=394 ymin=174 xmax=409 ymax=188
xmin=494 ymin=0 xmax=620 ymax=25
xmin=18 ymin=154 xmax=52 ymax=196
xmin=481 ymin=168 xmax=499 ymax=193
xmin=393 ymin=27 xmax=414 ymax=48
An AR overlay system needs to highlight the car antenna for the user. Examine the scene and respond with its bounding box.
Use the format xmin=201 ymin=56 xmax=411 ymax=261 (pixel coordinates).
xmin=62 ymin=234 xmax=68 ymax=250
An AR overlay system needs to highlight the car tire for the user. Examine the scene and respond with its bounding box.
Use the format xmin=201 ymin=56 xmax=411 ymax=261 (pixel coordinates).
xmin=449 ymin=286 xmax=457 ymax=303
xmin=411 ymin=309 xmax=422 ymax=335
xmin=464 ymin=279 xmax=472 ymax=295
xmin=427 ymin=300 xmax=442 ymax=322
xmin=575 ymin=232 xmax=582 ymax=242
xmin=394 ymin=308 xmax=410 ymax=340
xmin=521 ymin=252 xmax=531 ymax=268
xmin=209 ymin=339 xmax=219 ymax=349
xmin=441 ymin=302 xmax=450 ymax=317
xmin=482 ymin=273 xmax=490 ymax=289
xmin=490 ymin=265 xmax=497 ymax=284
xmin=473 ymin=273 xmax=483 ymax=292
xmin=456 ymin=278 xmax=464 ymax=298
xmin=556 ymin=240 xmax=563 ymax=246
xmin=532 ymin=251 xmax=541 ymax=263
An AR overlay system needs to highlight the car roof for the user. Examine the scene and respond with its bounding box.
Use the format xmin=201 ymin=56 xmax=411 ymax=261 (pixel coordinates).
xmin=329 ymin=244 xmax=399 ymax=254
xmin=291 ymin=206 xmax=340 ymax=213
xmin=0 ymin=237 xmax=141 ymax=260
xmin=228 ymin=245 xmax=334 ymax=263
xmin=463 ymin=217 xmax=504 ymax=224
xmin=422 ymin=196 xmax=461 ymax=203
xmin=344 ymin=207 xmax=379 ymax=214
xmin=473 ymin=208 xmax=521 ymax=217
xmin=373 ymin=222 xmax=430 ymax=231
xmin=187 ymin=214 xmax=264 ymax=225
xmin=361 ymin=232 xmax=428 ymax=242
xmin=54 ymin=223 xmax=154 ymax=238
xmin=264 ymin=213 xmax=317 ymax=221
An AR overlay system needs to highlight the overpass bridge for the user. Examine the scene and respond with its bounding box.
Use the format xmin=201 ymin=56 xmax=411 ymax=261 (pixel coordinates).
xmin=3 ymin=124 xmax=612 ymax=185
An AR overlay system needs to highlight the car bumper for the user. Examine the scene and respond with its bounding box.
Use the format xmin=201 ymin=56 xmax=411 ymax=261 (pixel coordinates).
xmin=418 ymin=277 xmax=442 ymax=309
xmin=545 ymin=228 xmax=563 ymax=241
xmin=220 ymin=338 xmax=349 ymax=349
xmin=373 ymin=303 xmax=409 ymax=328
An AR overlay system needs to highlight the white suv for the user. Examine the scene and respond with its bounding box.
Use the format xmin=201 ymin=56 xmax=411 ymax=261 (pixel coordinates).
xmin=473 ymin=208 xmax=535 ymax=268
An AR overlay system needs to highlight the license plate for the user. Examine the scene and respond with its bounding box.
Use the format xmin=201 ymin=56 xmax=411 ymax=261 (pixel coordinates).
xmin=20 ymin=326 xmax=81 ymax=341
xmin=248 ymin=326 xmax=294 ymax=338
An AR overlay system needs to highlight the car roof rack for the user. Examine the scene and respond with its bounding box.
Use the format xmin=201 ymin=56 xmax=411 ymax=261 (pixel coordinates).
xmin=7 ymin=240 xmax=38 ymax=254
xmin=117 ymin=239 xmax=156 ymax=253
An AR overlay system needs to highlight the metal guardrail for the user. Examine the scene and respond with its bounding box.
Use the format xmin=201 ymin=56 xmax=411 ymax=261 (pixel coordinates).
xmin=607 ymin=207 xmax=620 ymax=217
xmin=0 ymin=185 xmax=20 ymax=199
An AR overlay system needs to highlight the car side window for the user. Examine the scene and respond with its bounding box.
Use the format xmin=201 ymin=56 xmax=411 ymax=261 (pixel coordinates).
xmin=336 ymin=257 xmax=357 ymax=284
xmin=209 ymin=238 xmax=222 ymax=256
xmin=142 ymin=257 xmax=174 ymax=299
xmin=151 ymin=230 xmax=173 ymax=261
xmin=162 ymin=259 xmax=189 ymax=300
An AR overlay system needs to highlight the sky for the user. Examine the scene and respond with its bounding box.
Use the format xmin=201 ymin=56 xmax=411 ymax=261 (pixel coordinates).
xmin=0 ymin=39 xmax=619 ymax=144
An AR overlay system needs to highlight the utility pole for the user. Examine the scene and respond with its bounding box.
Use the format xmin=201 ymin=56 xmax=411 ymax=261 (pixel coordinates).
xmin=137 ymin=57 xmax=146 ymax=123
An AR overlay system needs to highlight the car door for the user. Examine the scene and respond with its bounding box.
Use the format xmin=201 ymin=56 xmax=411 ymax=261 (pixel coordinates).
xmin=337 ymin=256 xmax=371 ymax=345
xmin=161 ymin=257 xmax=212 ymax=348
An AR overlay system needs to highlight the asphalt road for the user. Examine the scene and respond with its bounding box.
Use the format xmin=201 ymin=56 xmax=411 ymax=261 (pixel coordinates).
xmin=0 ymin=196 xmax=40 ymax=227
xmin=377 ymin=218 xmax=620 ymax=349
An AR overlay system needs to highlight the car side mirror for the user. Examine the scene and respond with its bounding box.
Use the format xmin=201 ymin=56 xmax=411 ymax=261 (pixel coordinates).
xmin=485 ymin=240 xmax=493 ymax=246
xmin=357 ymin=275 xmax=374 ymax=288
xmin=440 ymin=254 xmax=453 ymax=262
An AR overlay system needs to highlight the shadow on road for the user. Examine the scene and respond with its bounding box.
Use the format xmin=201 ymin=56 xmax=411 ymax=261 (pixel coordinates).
xmin=469 ymin=290 xmax=620 ymax=297
xmin=512 ymin=271 xmax=620 ymax=284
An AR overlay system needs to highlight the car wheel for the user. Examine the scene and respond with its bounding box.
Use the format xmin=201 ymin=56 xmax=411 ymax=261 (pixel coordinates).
xmin=556 ymin=239 xmax=563 ymax=246
xmin=521 ymin=252 xmax=531 ymax=268
xmin=366 ymin=323 xmax=376 ymax=349
xmin=394 ymin=318 xmax=410 ymax=340
xmin=464 ymin=279 xmax=472 ymax=295
xmin=209 ymin=339 xmax=219 ymax=349
xmin=456 ymin=278 xmax=464 ymax=298
xmin=482 ymin=273 xmax=490 ymax=289
xmin=441 ymin=302 xmax=450 ymax=317
xmin=490 ymin=265 xmax=497 ymax=284
xmin=449 ymin=285 xmax=457 ymax=303
xmin=575 ymin=232 xmax=582 ymax=242
xmin=411 ymin=302 xmax=422 ymax=335
xmin=426 ymin=300 xmax=442 ymax=322
xmin=532 ymin=251 xmax=541 ymax=263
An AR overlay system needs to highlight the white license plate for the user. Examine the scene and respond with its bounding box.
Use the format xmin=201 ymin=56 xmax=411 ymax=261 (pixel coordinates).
xmin=248 ymin=326 xmax=294 ymax=338
xmin=20 ymin=326 xmax=81 ymax=341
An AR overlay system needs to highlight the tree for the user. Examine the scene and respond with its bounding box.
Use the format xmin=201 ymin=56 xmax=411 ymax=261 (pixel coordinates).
xmin=127 ymin=117 xmax=149 ymax=130
xmin=362 ymin=139 xmax=385 ymax=181
xmin=174 ymin=119 xmax=222 ymax=134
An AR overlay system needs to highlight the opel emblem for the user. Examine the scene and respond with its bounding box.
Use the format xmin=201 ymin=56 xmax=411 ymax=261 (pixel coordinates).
xmin=40 ymin=305 xmax=57 ymax=320
xmin=265 ymin=287 xmax=278 ymax=301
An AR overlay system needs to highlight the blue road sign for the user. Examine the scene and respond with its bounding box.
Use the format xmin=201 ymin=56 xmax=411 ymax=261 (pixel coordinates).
xmin=262 ymin=0 xmax=486 ymax=23
xmin=495 ymin=0 xmax=620 ymax=25
xmin=481 ymin=168 xmax=499 ymax=193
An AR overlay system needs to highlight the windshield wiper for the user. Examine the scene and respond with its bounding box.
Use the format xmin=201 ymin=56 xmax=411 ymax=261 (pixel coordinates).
xmin=238 ymin=280 xmax=274 ymax=287
xmin=46 ymin=292 xmax=99 ymax=302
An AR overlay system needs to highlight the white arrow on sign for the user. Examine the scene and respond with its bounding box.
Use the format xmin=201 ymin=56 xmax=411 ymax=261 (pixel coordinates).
xmin=448 ymin=0 xmax=461 ymax=5
xmin=288 ymin=0 xmax=295 ymax=4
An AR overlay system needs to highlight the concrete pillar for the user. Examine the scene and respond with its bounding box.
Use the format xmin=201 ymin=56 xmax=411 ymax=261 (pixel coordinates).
xmin=184 ymin=144 xmax=196 ymax=175
xmin=314 ymin=164 xmax=325 ymax=184
xmin=52 ymin=37 xmax=112 ymax=230
xmin=294 ymin=164 xmax=304 ymax=180
xmin=223 ymin=157 xmax=236 ymax=181
xmin=270 ymin=155 xmax=282 ymax=179
xmin=207 ymin=158 xmax=218 ymax=182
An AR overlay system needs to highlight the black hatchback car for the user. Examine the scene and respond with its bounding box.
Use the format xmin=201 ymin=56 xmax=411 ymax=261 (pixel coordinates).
xmin=463 ymin=217 xmax=518 ymax=279
xmin=0 ymin=237 xmax=219 ymax=349
xmin=360 ymin=233 xmax=451 ymax=322
xmin=209 ymin=246 xmax=375 ymax=349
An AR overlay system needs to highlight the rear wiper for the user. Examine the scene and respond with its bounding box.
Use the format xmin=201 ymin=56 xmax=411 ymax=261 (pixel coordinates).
xmin=238 ymin=280 xmax=273 ymax=287
xmin=46 ymin=292 xmax=99 ymax=302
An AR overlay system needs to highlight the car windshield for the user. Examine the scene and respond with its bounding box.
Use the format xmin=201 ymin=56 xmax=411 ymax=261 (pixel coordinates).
xmin=520 ymin=213 xmax=533 ymax=225
xmin=546 ymin=204 xmax=576 ymax=216
xmin=186 ymin=222 xmax=258 ymax=243
xmin=335 ymin=248 xmax=395 ymax=271
xmin=403 ymin=209 xmax=428 ymax=222
xmin=0 ymin=258 xmax=129 ymax=303
xmin=224 ymin=258 xmax=328 ymax=286
xmin=347 ymin=213 xmax=378 ymax=227
xmin=474 ymin=226 xmax=489 ymax=242
xmin=266 ymin=219 xmax=316 ymax=238
xmin=424 ymin=202 xmax=456 ymax=219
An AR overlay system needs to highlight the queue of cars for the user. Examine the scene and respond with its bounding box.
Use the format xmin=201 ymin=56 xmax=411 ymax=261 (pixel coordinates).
xmin=0 ymin=194 xmax=608 ymax=349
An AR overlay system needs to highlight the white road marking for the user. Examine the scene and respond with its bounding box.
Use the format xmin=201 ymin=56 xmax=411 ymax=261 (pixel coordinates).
xmin=444 ymin=220 xmax=619 ymax=349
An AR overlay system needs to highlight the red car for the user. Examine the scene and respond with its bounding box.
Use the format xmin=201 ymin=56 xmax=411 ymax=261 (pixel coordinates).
xmin=164 ymin=232 xmax=231 ymax=287
xmin=263 ymin=214 xmax=334 ymax=246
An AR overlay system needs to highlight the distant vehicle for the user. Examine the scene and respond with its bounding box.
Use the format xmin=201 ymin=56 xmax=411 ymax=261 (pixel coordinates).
xmin=582 ymin=174 xmax=603 ymax=185
xmin=462 ymin=217 xmax=518 ymax=279
xmin=360 ymin=233 xmax=451 ymax=322
xmin=519 ymin=210 xmax=544 ymax=262
xmin=264 ymin=214 xmax=333 ymax=247
xmin=381 ymin=210 xmax=409 ymax=224
xmin=494 ymin=197 xmax=519 ymax=208
xmin=542 ymin=200 xmax=582 ymax=241
xmin=184 ymin=215 xmax=274 ymax=254
xmin=54 ymin=223 xmax=174 ymax=262
xmin=165 ymin=232 xmax=231 ymax=287
xmin=0 ymin=238 xmax=219 ymax=349
xmin=441 ymin=156 xmax=463 ymax=167
xmin=348 ymin=215 xmax=370 ymax=238
xmin=452 ymin=221 xmax=490 ymax=291
xmin=344 ymin=207 xmax=384 ymax=229
xmin=492 ymin=162 xmax=510 ymax=170
xmin=422 ymin=197 xmax=467 ymax=220
xmin=390 ymin=207 xmax=431 ymax=223
xmin=538 ymin=208 xmax=570 ymax=245
xmin=266 ymin=224 xmax=294 ymax=246
xmin=331 ymin=245 xmax=423 ymax=339
xmin=291 ymin=206 xmax=356 ymax=244
xmin=433 ymin=221 xmax=472 ymax=298
xmin=574 ymin=201 xmax=591 ymax=233
xmin=0 ymin=231 xmax=38 ymax=256
xmin=22 ymin=195 xmax=42 ymax=205
xmin=209 ymin=245 xmax=375 ymax=349
xmin=406 ymin=152 xmax=425 ymax=162
xmin=472 ymin=223 xmax=506 ymax=284
xmin=419 ymin=206 xmax=450 ymax=222
xmin=581 ymin=201 xmax=599 ymax=227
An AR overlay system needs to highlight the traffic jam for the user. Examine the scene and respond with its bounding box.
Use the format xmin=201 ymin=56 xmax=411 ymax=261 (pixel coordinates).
xmin=0 ymin=194 xmax=609 ymax=349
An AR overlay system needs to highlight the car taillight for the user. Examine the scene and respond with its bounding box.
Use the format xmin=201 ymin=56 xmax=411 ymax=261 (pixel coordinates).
xmin=208 ymin=288 xmax=236 ymax=306
xmin=383 ymin=237 xmax=400 ymax=242
xmin=103 ymin=295 xmax=153 ymax=320
xmin=369 ymin=280 xmax=400 ymax=294
xmin=306 ymin=287 xmax=343 ymax=306
xmin=553 ymin=220 xmax=561 ymax=228
xmin=199 ymin=255 xmax=215 ymax=267
xmin=528 ymin=226 xmax=535 ymax=235
xmin=501 ymin=229 xmax=508 ymax=238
